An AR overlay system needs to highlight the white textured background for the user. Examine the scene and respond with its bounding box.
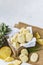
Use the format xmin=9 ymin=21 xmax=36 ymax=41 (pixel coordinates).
xmin=0 ymin=0 xmax=43 ymax=28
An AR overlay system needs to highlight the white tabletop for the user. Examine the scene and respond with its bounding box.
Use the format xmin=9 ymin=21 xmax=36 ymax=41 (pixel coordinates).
xmin=0 ymin=0 xmax=43 ymax=28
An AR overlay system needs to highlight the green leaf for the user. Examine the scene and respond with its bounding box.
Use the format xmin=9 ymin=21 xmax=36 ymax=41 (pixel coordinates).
xmin=27 ymin=44 xmax=41 ymax=53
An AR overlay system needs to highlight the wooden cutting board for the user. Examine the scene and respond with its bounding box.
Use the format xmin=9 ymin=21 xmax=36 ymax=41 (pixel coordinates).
xmin=14 ymin=22 xmax=43 ymax=65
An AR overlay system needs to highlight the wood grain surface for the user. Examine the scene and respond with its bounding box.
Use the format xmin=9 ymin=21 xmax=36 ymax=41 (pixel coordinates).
xmin=14 ymin=22 xmax=43 ymax=65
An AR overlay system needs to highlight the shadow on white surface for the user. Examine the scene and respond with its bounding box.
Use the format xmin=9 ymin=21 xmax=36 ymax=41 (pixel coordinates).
xmin=0 ymin=0 xmax=43 ymax=28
